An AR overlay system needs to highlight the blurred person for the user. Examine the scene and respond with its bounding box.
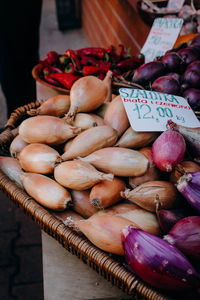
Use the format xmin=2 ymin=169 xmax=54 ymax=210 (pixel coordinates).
xmin=0 ymin=1 xmax=42 ymax=118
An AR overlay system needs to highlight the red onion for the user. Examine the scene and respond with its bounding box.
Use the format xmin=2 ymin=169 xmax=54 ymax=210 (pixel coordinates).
xmin=152 ymin=76 xmax=180 ymax=96
xmin=162 ymin=52 xmax=185 ymax=73
xmin=122 ymin=226 xmax=200 ymax=291
xmin=156 ymin=206 xmax=188 ymax=234
xmin=164 ymin=216 xmax=200 ymax=260
xmin=168 ymin=120 xmax=200 ymax=163
xmin=176 ymin=172 xmax=200 ymax=213
xmin=183 ymin=88 xmax=200 ymax=110
xmin=178 ymin=47 xmax=200 ymax=65
xmin=132 ymin=61 xmax=166 ymax=85
xmin=152 ymin=130 xmax=186 ymax=172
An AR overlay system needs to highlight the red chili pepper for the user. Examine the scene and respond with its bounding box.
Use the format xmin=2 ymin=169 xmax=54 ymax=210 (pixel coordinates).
xmin=115 ymin=57 xmax=141 ymax=71
xmin=44 ymin=74 xmax=61 ymax=87
xmin=79 ymin=55 xmax=99 ymax=66
xmin=64 ymin=49 xmax=81 ymax=70
xmin=46 ymin=51 xmax=58 ymax=65
xmin=39 ymin=60 xmax=63 ymax=73
xmin=49 ymin=73 xmax=81 ymax=89
xmin=82 ymin=66 xmax=110 ymax=76
xmin=76 ymin=47 xmax=106 ymax=59
xmin=106 ymin=45 xmax=119 ymax=62
xmin=59 ymin=55 xmax=70 ymax=65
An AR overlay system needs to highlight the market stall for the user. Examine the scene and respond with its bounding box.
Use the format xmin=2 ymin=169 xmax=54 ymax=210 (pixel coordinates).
xmin=0 ymin=1 xmax=200 ymax=299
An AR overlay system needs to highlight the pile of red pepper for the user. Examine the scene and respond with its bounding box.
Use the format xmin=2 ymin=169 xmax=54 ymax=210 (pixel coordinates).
xmin=37 ymin=45 xmax=144 ymax=90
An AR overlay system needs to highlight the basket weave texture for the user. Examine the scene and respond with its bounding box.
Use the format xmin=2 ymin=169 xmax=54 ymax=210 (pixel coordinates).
xmin=0 ymin=102 xmax=174 ymax=300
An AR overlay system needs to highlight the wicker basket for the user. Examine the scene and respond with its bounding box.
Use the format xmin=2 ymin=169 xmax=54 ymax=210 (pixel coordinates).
xmin=0 ymin=102 xmax=198 ymax=300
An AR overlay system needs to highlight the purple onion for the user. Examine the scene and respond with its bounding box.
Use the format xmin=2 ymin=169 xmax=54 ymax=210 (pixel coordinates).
xmin=157 ymin=207 xmax=188 ymax=234
xmin=183 ymin=69 xmax=200 ymax=88
xmin=166 ymin=72 xmax=181 ymax=82
xmin=162 ymin=52 xmax=185 ymax=73
xmin=152 ymin=76 xmax=180 ymax=95
xmin=132 ymin=61 xmax=166 ymax=85
xmin=189 ymin=34 xmax=200 ymax=47
xmin=122 ymin=226 xmax=200 ymax=290
xmin=176 ymin=172 xmax=200 ymax=213
xmin=183 ymin=88 xmax=200 ymax=110
xmin=178 ymin=47 xmax=200 ymax=65
xmin=186 ymin=60 xmax=200 ymax=74
xmin=164 ymin=216 xmax=200 ymax=260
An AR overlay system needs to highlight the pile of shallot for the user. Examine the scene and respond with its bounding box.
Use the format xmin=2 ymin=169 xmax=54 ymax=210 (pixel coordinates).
xmin=1 ymin=64 xmax=200 ymax=295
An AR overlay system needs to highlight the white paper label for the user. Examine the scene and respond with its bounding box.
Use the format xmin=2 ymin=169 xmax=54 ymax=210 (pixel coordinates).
xmin=141 ymin=18 xmax=183 ymax=63
xmin=167 ymin=0 xmax=184 ymax=11
xmin=120 ymin=88 xmax=200 ymax=132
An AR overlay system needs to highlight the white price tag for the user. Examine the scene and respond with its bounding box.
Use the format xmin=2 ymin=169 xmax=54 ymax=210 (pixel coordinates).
xmin=120 ymin=88 xmax=200 ymax=132
xmin=167 ymin=0 xmax=184 ymax=11
xmin=141 ymin=18 xmax=183 ymax=63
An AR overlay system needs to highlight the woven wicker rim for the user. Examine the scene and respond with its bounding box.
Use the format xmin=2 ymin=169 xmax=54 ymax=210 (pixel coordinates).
xmin=0 ymin=102 xmax=175 ymax=300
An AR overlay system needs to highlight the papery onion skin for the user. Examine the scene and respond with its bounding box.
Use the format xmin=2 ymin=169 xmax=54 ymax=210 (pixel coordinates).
xmin=61 ymin=125 xmax=118 ymax=161
xmin=20 ymin=172 xmax=72 ymax=211
xmin=19 ymin=115 xmax=81 ymax=145
xmin=176 ymin=172 xmax=200 ymax=213
xmin=19 ymin=143 xmax=61 ymax=174
xmin=164 ymin=216 xmax=200 ymax=260
xmin=104 ymin=95 xmax=129 ymax=136
xmin=0 ymin=156 xmax=24 ymax=189
xmin=71 ymin=189 xmax=99 ymax=218
xmin=89 ymin=177 xmax=126 ymax=209
xmin=79 ymin=147 xmax=149 ymax=177
xmin=54 ymin=160 xmax=114 ymax=190
xmin=74 ymin=215 xmax=137 ymax=255
xmin=152 ymin=129 xmax=186 ymax=172
xmin=27 ymin=95 xmax=70 ymax=117
xmin=9 ymin=134 xmax=29 ymax=158
xmin=121 ymin=181 xmax=178 ymax=212
xmin=122 ymin=226 xmax=200 ymax=290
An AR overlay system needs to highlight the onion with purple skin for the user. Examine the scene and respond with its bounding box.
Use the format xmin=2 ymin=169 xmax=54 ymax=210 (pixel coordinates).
xmin=132 ymin=61 xmax=166 ymax=85
xmin=164 ymin=216 xmax=200 ymax=260
xmin=152 ymin=129 xmax=186 ymax=172
xmin=168 ymin=120 xmax=200 ymax=163
xmin=189 ymin=34 xmax=200 ymax=47
xmin=162 ymin=52 xmax=185 ymax=73
xmin=183 ymin=88 xmax=200 ymax=110
xmin=176 ymin=172 xmax=200 ymax=214
xmin=152 ymin=76 xmax=180 ymax=96
xmin=183 ymin=69 xmax=200 ymax=88
xmin=166 ymin=72 xmax=181 ymax=82
xmin=122 ymin=226 xmax=200 ymax=291
xmin=178 ymin=47 xmax=200 ymax=65
xmin=186 ymin=60 xmax=200 ymax=74
xmin=156 ymin=206 xmax=189 ymax=234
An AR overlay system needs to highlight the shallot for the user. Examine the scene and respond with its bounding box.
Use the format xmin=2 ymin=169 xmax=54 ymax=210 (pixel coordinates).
xmin=19 ymin=115 xmax=81 ymax=145
xmin=104 ymin=95 xmax=129 ymax=136
xmin=54 ymin=160 xmax=113 ymax=190
xmin=122 ymin=226 xmax=200 ymax=290
xmin=121 ymin=181 xmax=178 ymax=212
xmin=115 ymin=127 xmax=157 ymax=149
xmin=164 ymin=216 xmax=200 ymax=260
xmin=79 ymin=147 xmax=149 ymax=177
xmin=92 ymin=203 xmax=160 ymax=236
xmin=89 ymin=177 xmax=126 ymax=208
xmin=74 ymin=214 xmax=137 ymax=255
xmin=27 ymin=94 xmax=70 ymax=117
xmin=71 ymin=113 xmax=104 ymax=130
xmin=169 ymin=160 xmax=200 ymax=183
xmin=66 ymin=71 xmax=112 ymax=123
xmin=61 ymin=125 xmax=118 ymax=161
xmin=71 ymin=189 xmax=99 ymax=218
xmin=20 ymin=172 xmax=72 ymax=211
xmin=18 ymin=143 xmax=61 ymax=174
xmin=0 ymin=156 xmax=24 ymax=189
xmin=152 ymin=129 xmax=186 ymax=172
xmin=9 ymin=134 xmax=28 ymax=158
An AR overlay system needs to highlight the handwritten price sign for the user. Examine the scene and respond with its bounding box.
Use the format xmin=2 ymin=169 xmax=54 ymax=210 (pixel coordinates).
xmin=120 ymin=88 xmax=200 ymax=132
xmin=141 ymin=18 xmax=183 ymax=63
